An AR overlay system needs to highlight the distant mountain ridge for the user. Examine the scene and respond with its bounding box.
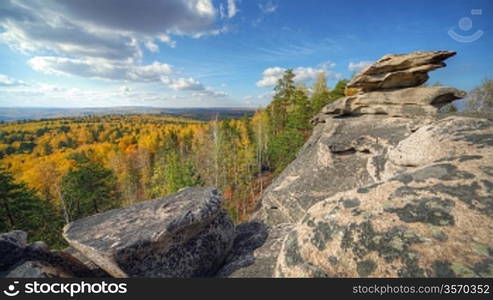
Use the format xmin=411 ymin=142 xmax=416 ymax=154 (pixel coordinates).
xmin=0 ymin=107 xmax=256 ymax=122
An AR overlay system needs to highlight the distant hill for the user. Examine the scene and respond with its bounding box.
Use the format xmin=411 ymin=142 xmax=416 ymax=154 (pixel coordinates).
xmin=0 ymin=107 xmax=256 ymax=122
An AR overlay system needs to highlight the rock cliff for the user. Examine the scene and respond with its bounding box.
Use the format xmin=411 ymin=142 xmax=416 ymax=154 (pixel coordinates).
xmin=249 ymin=50 xmax=493 ymax=278
xmin=1 ymin=50 xmax=492 ymax=278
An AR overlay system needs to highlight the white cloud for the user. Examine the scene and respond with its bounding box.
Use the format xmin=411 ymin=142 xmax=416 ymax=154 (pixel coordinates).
xmin=119 ymin=86 xmax=132 ymax=95
xmin=162 ymin=77 xmax=204 ymax=91
xmin=161 ymin=76 xmax=227 ymax=98
xmin=0 ymin=74 xmax=26 ymax=87
xmin=348 ymin=61 xmax=373 ymax=73
xmin=259 ymin=1 xmax=278 ymax=14
xmin=0 ymin=0 xmax=225 ymax=62
xmin=0 ymin=82 xmax=231 ymax=107
xmin=144 ymin=40 xmax=159 ymax=53
xmin=0 ymin=1 xmax=232 ymax=105
xmin=219 ymin=3 xmax=226 ymax=19
xmin=243 ymin=91 xmax=274 ymax=106
xmin=253 ymin=0 xmax=278 ymax=26
xmin=193 ymin=88 xmax=227 ymax=98
xmin=227 ymin=0 xmax=238 ymax=18
xmin=256 ymin=67 xmax=285 ymax=87
xmin=256 ymin=63 xmax=340 ymax=87
xmin=28 ymin=57 xmax=173 ymax=82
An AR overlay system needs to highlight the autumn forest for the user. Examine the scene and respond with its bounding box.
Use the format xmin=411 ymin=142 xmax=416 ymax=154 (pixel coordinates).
xmin=0 ymin=70 xmax=347 ymax=248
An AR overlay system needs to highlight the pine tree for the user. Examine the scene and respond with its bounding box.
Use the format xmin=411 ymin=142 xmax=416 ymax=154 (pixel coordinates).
xmin=330 ymin=79 xmax=349 ymax=99
xmin=269 ymin=69 xmax=296 ymax=134
xmin=61 ymin=152 xmax=119 ymax=221
xmin=0 ymin=167 xmax=64 ymax=247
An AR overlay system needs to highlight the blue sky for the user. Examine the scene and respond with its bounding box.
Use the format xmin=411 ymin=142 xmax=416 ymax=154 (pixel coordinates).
xmin=0 ymin=0 xmax=492 ymax=108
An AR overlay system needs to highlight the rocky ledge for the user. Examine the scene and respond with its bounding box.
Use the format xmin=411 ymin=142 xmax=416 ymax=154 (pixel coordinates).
xmin=252 ymin=50 xmax=493 ymax=278
xmin=63 ymin=187 xmax=235 ymax=278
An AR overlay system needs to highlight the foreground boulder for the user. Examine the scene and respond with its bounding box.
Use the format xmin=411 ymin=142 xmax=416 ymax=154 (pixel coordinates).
xmin=5 ymin=261 xmax=73 ymax=278
xmin=63 ymin=187 xmax=235 ymax=278
xmin=0 ymin=231 xmax=96 ymax=277
xmin=347 ymin=50 xmax=456 ymax=92
xmin=0 ymin=231 xmax=27 ymax=271
xmin=276 ymin=117 xmax=493 ymax=277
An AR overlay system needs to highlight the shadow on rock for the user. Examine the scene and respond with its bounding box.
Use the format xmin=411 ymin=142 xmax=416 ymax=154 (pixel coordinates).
xmin=215 ymin=221 xmax=268 ymax=277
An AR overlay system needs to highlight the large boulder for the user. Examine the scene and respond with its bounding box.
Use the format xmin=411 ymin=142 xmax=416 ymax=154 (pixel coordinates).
xmin=0 ymin=230 xmax=96 ymax=278
xmin=276 ymin=116 xmax=493 ymax=277
xmin=63 ymin=187 xmax=235 ymax=278
xmin=316 ymin=86 xmax=465 ymax=118
xmin=254 ymin=115 xmax=426 ymax=225
xmin=0 ymin=231 xmax=27 ymax=271
xmin=347 ymin=50 xmax=456 ymax=92
xmin=5 ymin=261 xmax=73 ymax=278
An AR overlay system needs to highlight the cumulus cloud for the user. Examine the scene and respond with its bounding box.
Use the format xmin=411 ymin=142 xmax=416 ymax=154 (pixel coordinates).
xmin=0 ymin=0 xmax=230 ymax=103
xmin=0 ymin=0 xmax=226 ymax=62
xmin=256 ymin=63 xmax=339 ymax=87
xmin=0 ymin=74 xmax=26 ymax=87
xmin=160 ymin=76 xmax=227 ymax=98
xmin=348 ymin=61 xmax=373 ymax=73
xmin=161 ymin=76 xmax=204 ymax=91
xmin=256 ymin=67 xmax=285 ymax=87
xmin=28 ymin=57 xmax=173 ymax=82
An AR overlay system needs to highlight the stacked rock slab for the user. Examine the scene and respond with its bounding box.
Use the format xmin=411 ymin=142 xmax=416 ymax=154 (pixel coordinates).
xmin=256 ymin=50 xmax=465 ymax=227
xmin=346 ymin=50 xmax=456 ymax=92
xmin=315 ymin=86 xmax=465 ymax=118
xmin=63 ymin=187 xmax=235 ymax=278
xmin=247 ymin=50 xmax=493 ymax=278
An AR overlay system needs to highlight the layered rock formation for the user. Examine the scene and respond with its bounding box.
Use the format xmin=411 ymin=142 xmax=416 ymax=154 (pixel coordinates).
xmin=249 ymin=50 xmax=493 ymax=278
xmin=346 ymin=50 xmax=456 ymax=92
xmin=63 ymin=187 xmax=234 ymax=278
xmin=315 ymin=86 xmax=465 ymax=118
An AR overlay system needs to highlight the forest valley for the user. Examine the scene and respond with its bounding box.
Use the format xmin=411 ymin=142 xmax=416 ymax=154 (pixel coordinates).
xmin=0 ymin=70 xmax=347 ymax=248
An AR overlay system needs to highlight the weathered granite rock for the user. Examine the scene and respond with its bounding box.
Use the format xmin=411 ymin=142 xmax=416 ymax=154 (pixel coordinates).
xmin=347 ymin=50 xmax=456 ymax=92
xmin=316 ymin=86 xmax=465 ymax=118
xmin=63 ymin=187 xmax=235 ymax=278
xmin=0 ymin=230 xmax=27 ymax=271
xmin=217 ymin=222 xmax=291 ymax=278
xmin=254 ymin=115 xmax=426 ymax=225
xmin=64 ymin=247 xmax=110 ymax=277
xmin=0 ymin=230 xmax=96 ymax=278
xmin=215 ymin=221 xmax=269 ymax=277
xmin=276 ymin=116 xmax=493 ymax=277
xmin=5 ymin=261 xmax=73 ymax=278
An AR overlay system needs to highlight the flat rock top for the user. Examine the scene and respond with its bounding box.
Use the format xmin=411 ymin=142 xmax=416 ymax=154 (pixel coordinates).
xmin=355 ymin=50 xmax=455 ymax=76
xmin=63 ymin=187 xmax=221 ymax=253
xmin=347 ymin=50 xmax=456 ymax=91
